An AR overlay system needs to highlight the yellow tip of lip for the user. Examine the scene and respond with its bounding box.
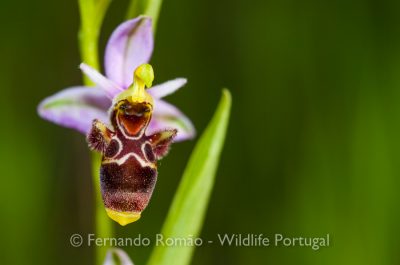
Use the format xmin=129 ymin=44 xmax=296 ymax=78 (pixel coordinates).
xmin=105 ymin=208 xmax=141 ymax=226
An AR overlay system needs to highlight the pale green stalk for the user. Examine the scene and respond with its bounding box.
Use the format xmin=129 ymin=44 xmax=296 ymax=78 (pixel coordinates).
xmin=78 ymin=0 xmax=111 ymax=73
xmin=78 ymin=1 xmax=113 ymax=264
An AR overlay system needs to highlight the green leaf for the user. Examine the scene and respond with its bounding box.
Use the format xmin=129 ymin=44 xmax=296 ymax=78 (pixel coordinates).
xmin=146 ymin=89 xmax=232 ymax=265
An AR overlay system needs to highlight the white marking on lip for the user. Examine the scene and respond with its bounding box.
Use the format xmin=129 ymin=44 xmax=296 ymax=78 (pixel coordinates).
xmin=106 ymin=136 xmax=123 ymax=159
xmin=103 ymin=152 xmax=156 ymax=169
xmin=141 ymin=141 xmax=153 ymax=162
xmin=116 ymin=115 xmax=145 ymax=140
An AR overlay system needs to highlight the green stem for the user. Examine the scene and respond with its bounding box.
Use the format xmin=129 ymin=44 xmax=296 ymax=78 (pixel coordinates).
xmin=78 ymin=0 xmax=99 ymax=69
xmin=78 ymin=0 xmax=113 ymax=264
xmin=78 ymin=0 xmax=112 ymax=81
xmin=91 ymin=152 xmax=113 ymax=265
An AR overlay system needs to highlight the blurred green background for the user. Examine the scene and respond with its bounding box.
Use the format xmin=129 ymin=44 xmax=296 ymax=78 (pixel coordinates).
xmin=1 ymin=0 xmax=400 ymax=264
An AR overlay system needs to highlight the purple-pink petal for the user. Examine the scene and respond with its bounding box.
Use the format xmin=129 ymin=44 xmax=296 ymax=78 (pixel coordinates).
xmin=104 ymin=16 xmax=153 ymax=88
xmin=148 ymin=99 xmax=196 ymax=141
xmin=147 ymin=78 xmax=187 ymax=99
xmin=80 ymin=63 xmax=123 ymax=98
xmin=37 ymin=86 xmax=111 ymax=134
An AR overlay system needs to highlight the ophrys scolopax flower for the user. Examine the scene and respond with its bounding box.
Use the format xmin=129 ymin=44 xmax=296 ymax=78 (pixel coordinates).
xmin=38 ymin=16 xmax=195 ymax=225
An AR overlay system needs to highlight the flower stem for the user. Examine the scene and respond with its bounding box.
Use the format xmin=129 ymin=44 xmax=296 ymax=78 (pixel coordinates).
xmin=78 ymin=0 xmax=113 ymax=264
xmin=78 ymin=0 xmax=111 ymax=80
xmin=91 ymin=152 xmax=113 ymax=265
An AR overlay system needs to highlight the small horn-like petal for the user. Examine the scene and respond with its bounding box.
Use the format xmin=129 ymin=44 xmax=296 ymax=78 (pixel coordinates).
xmin=80 ymin=63 xmax=124 ymax=98
xmin=147 ymin=78 xmax=187 ymax=99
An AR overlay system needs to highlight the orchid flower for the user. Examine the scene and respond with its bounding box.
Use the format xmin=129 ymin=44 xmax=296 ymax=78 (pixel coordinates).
xmin=103 ymin=248 xmax=134 ymax=265
xmin=38 ymin=16 xmax=195 ymax=142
